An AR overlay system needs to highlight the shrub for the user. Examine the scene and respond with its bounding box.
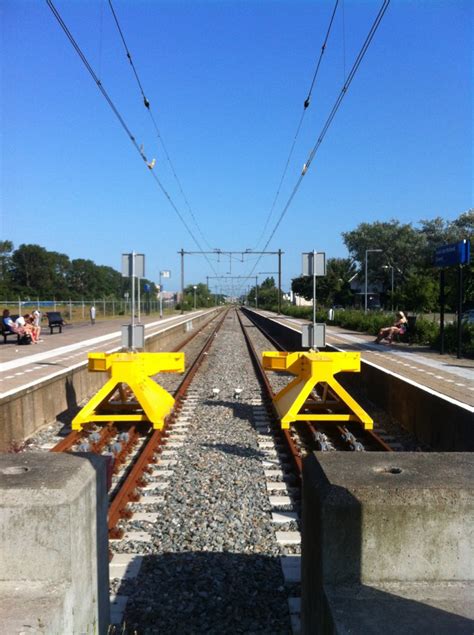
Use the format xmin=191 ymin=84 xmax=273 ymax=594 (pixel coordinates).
xmin=431 ymin=323 xmax=474 ymax=356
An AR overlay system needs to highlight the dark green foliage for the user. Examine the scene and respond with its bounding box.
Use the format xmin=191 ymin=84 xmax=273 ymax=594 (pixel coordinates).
xmin=279 ymin=305 xmax=472 ymax=356
xmin=341 ymin=211 xmax=473 ymax=313
xmin=1 ymin=242 xmax=156 ymax=300
xmin=247 ymin=277 xmax=281 ymax=309
xmin=432 ymin=323 xmax=474 ymax=357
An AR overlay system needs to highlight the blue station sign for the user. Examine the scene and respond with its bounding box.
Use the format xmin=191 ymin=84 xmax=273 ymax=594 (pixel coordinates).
xmin=434 ymin=239 xmax=471 ymax=267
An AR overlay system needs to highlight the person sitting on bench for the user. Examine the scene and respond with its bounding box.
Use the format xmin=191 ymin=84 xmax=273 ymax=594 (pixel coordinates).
xmin=16 ymin=314 xmax=41 ymax=343
xmin=2 ymin=309 xmax=25 ymax=336
xmin=375 ymin=311 xmax=408 ymax=344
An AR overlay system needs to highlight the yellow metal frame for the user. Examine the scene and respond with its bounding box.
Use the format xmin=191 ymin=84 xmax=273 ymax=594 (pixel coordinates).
xmin=262 ymin=351 xmax=373 ymax=430
xmin=72 ymin=352 xmax=185 ymax=430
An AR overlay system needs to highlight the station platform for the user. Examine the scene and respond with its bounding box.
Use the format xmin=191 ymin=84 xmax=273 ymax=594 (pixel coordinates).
xmin=256 ymin=310 xmax=474 ymax=410
xmin=0 ymin=311 xmax=207 ymax=399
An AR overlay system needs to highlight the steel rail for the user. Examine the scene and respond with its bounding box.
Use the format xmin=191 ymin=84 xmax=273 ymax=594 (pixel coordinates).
xmin=239 ymin=308 xmax=392 ymax=460
xmin=236 ymin=309 xmax=303 ymax=476
xmin=50 ymin=310 xmax=223 ymax=453
xmin=108 ymin=308 xmax=230 ymax=534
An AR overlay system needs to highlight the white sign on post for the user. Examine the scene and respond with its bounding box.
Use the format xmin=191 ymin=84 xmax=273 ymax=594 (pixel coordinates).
xmin=121 ymin=324 xmax=145 ymax=349
xmin=161 ymin=270 xmax=171 ymax=279
xmin=301 ymin=250 xmax=327 ymax=350
xmin=302 ymin=324 xmax=326 ymax=349
xmin=122 ymin=253 xmax=145 ymax=278
xmin=302 ymin=252 xmax=326 ymax=277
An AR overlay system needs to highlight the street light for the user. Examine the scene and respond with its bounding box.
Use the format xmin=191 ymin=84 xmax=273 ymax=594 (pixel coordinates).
xmin=365 ymin=249 xmax=383 ymax=312
xmin=193 ymin=285 xmax=197 ymax=310
xmin=382 ymin=265 xmax=394 ymax=311
xmin=159 ymin=272 xmax=163 ymax=319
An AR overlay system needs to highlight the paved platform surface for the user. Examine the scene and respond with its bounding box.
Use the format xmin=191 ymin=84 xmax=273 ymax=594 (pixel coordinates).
xmin=258 ymin=311 xmax=474 ymax=409
xmin=0 ymin=311 xmax=206 ymax=398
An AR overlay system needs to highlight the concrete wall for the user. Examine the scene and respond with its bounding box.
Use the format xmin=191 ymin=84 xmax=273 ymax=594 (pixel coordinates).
xmin=243 ymin=309 xmax=473 ymax=451
xmin=302 ymin=453 xmax=474 ymax=634
xmin=0 ymin=452 xmax=110 ymax=634
xmin=339 ymin=360 xmax=474 ymax=451
xmin=0 ymin=310 xmax=220 ymax=450
xmin=242 ymin=307 xmax=302 ymax=351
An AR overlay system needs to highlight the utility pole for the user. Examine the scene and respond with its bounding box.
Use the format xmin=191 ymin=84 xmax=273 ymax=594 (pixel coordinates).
xmin=278 ymin=248 xmax=282 ymax=314
xmin=180 ymin=248 xmax=185 ymax=314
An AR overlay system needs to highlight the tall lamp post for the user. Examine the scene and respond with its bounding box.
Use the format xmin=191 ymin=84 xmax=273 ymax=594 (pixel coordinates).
xmin=159 ymin=271 xmax=163 ymax=319
xmin=365 ymin=249 xmax=382 ymax=312
xmin=382 ymin=264 xmax=394 ymax=311
xmin=193 ymin=285 xmax=197 ymax=310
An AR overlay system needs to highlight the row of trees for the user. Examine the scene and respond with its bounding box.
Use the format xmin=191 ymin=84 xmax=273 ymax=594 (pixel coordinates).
xmin=0 ymin=242 xmax=157 ymax=300
xmin=290 ymin=210 xmax=473 ymax=312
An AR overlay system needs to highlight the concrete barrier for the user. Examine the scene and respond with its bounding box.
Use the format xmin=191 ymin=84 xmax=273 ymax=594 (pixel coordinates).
xmin=340 ymin=360 xmax=474 ymax=451
xmin=241 ymin=307 xmax=302 ymax=350
xmin=0 ymin=452 xmax=110 ymax=633
xmin=0 ymin=309 xmax=220 ymax=450
xmin=243 ymin=309 xmax=473 ymax=451
xmin=302 ymin=452 xmax=474 ymax=634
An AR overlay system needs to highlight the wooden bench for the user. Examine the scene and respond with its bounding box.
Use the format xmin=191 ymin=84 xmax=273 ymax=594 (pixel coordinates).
xmin=46 ymin=311 xmax=65 ymax=334
xmin=1 ymin=315 xmax=21 ymax=344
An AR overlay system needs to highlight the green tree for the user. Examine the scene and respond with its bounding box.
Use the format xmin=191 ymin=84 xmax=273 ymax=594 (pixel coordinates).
xmin=10 ymin=244 xmax=58 ymax=296
xmin=291 ymin=258 xmax=357 ymax=306
xmin=419 ymin=210 xmax=473 ymax=310
xmin=247 ymin=277 xmax=279 ymax=309
xmin=342 ymin=220 xmax=425 ymax=284
xmin=0 ymin=240 xmax=13 ymax=297
xmin=67 ymin=259 xmax=98 ymax=298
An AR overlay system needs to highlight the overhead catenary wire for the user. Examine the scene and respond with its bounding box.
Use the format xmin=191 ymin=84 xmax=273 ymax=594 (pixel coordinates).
xmin=46 ymin=0 xmax=218 ymax=276
xmin=244 ymin=0 xmax=391 ymax=288
xmin=253 ymin=0 xmax=340 ymax=249
xmin=107 ymin=0 xmax=214 ymax=252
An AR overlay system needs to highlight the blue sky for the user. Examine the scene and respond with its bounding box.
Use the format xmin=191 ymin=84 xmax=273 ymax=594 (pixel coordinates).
xmin=1 ymin=0 xmax=472 ymax=296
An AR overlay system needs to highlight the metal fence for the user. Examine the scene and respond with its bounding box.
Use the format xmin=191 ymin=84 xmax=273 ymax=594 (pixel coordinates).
xmin=1 ymin=297 xmax=177 ymax=322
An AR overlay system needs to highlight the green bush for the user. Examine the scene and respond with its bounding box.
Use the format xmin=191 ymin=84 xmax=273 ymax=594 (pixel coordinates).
xmin=431 ymin=323 xmax=474 ymax=356
xmin=412 ymin=317 xmax=438 ymax=345
xmin=279 ymin=306 xmax=473 ymax=357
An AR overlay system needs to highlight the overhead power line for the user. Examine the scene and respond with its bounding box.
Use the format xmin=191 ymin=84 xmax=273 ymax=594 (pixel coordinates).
xmin=107 ymin=0 xmax=214 ymax=251
xmin=254 ymin=0 xmax=340 ymax=249
xmin=247 ymin=0 xmax=391 ymax=281
xmin=46 ymin=0 xmax=218 ymax=275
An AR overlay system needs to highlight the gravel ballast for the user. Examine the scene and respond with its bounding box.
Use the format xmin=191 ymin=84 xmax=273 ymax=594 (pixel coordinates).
xmin=114 ymin=310 xmax=293 ymax=633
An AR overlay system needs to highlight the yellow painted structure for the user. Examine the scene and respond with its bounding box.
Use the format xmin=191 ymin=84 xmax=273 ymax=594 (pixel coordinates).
xmin=262 ymin=351 xmax=373 ymax=430
xmin=72 ymin=351 xmax=185 ymax=430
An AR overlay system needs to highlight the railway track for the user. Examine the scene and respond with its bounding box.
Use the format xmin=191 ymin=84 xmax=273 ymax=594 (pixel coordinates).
xmin=50 ymin=308 xmax=229 ymax=538
xmin=25 ymin=306 xmax=412 ymax=631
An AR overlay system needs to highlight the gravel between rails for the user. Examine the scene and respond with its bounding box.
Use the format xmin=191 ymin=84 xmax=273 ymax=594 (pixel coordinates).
xmin=114 ymin=309 xmax=292 ymax=633
xmin=241 ymin=311 xmax=425 ymax=452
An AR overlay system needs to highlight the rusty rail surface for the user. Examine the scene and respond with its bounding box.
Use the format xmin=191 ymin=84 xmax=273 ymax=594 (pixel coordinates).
xmin=50 ymin=310 xmax=224 ymax=453
xmin=107 ymin=308 xmax=230 ymax=534
xmin=236 ymin=309 xmax=303 ymax=476
xmin=238 ymin=309 xmax=392 ymax=472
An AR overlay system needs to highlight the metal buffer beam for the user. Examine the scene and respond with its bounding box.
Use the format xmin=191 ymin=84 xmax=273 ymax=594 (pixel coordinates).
xmin=262 ymin=351 xmax=373 ymax=430
xmin=72 ymin=352 xmax=185 ymax=430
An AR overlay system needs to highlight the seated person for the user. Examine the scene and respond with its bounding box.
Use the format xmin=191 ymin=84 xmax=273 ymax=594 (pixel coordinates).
xmin=21 ymin=314 xmax=40 ymax=343
xmin=29 ymin=313 xmax=42 ymax=341
xmin=375 ymin=311 xmax=408 ymax=344
xmin=2 ymin=309 xmax=25 ymax=335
